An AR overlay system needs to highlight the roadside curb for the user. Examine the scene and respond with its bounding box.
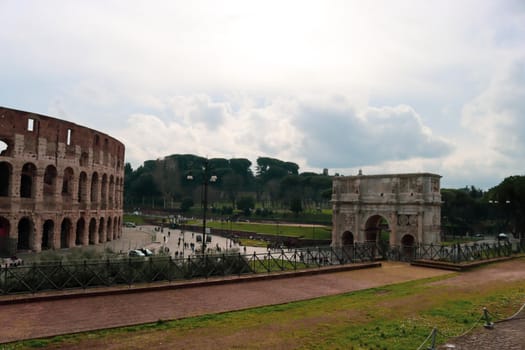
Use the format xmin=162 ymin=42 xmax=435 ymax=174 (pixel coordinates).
xmin=0 ymin=262 xmax=381 ymax=306
xmin=411 ymin=256 xmax=515 ymax=271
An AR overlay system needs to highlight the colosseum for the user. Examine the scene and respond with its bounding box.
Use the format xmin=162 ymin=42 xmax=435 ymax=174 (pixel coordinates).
xmin=0 ymin=106 xmax=125 ymax=256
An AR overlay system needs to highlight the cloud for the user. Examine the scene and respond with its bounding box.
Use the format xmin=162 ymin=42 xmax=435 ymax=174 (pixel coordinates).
xmin=462 ymin=59 xmax=525 ymax=158
xmin=1 ymin=1 xmax=525 ymax=190
xmin=294 ymin=100 xmax=453 ymax=168
xmin=114 ymin=95 xmax=302 ymax=168
xmin=116 ymin=94 xmax=453 ymax=180
xmin=168 ymin=95 xmax=229 ymax=130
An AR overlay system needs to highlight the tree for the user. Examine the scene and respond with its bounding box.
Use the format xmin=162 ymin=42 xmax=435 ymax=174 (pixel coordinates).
xmin=289 ymin=197 xmax=303 ymax=216
xmin=487 ymin=175 xmax=525 ymax=236
xmin=131 ymin=173 xmax=160 ymax=198
xmin=180 ymin=197 xmax=194 ymax=212
xmin=237 ymin=196 xmax=255 ymax=216
xmin=222 ymin=171 xmax=242 ymax=207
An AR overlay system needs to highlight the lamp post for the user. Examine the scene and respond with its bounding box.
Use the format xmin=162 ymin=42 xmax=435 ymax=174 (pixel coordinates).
xmin=187 ymin=159 xmax=217 ymax=254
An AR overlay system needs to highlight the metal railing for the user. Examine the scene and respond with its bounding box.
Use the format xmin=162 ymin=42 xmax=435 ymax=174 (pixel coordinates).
xmin=0 ymin=245 xmax=376 ymax=295
xmin=2 ymin=240 xmax=523 ymax=296
xmin=413 ymin=240 xmax=521 ymax=263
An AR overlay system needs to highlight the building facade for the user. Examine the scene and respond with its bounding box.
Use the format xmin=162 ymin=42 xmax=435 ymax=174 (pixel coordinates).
xmin=331 ymin=173 xmax=442 ymax=247
xmin=0 ymin=107 xmax=125 ymax=255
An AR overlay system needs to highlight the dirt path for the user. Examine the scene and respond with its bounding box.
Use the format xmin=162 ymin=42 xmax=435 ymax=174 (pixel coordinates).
xmin=1 ymin=262 xmax=450 ymax=344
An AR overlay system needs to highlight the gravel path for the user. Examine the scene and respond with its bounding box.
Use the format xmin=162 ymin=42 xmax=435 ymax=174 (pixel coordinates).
xmin=438 ymin=309 xmax=525 ymax=349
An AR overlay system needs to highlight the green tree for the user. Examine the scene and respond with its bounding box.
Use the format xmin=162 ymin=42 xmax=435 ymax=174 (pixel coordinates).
xmin=237 ymin=196 xmax=255 ymax=216
xmin=289 ymin=197 xmax=303 ymax=216
xmin=487 ymin=175 xmax=525 ymax=236
xmin=180 ymin=197 xmax=194 ymax=212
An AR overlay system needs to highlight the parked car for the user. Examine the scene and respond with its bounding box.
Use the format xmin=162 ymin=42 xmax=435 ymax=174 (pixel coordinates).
xmin=124 ymin=222 xmax=136 ymax=228
xmin=139 ymin=248 xmax=153 ymax=256
xmin=497 ymin=233 xmax=509 ymax=241
xmin=1 ymin=256 xmax=23 ymax=268
xmin=128 ymin=249 xmax=146 ymax=257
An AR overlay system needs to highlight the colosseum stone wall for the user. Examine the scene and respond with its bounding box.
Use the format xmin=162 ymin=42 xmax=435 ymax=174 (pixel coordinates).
xmin=0 ymin=106 xmax=125 ymax=255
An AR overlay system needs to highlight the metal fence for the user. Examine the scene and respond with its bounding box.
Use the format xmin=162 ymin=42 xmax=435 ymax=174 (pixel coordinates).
xmin=0 ymin=246 xmax=369 ymax=295
xmin=1 ymin=240 xmax=524 ymax=295
xmin=412 ymin=241 xmax=517 ymax=262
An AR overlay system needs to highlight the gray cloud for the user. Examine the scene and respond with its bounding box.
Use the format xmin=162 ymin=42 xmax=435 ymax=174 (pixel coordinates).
xmin=295 ymin=102 xmax=453 ymax=168
xmin=169 ymin=95 xmax=229 ymax=129
xmin=462 ymin=59 xmax=525 ymax=158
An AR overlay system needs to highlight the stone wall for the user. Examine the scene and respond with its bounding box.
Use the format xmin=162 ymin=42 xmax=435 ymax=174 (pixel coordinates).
xmin=0 ymin=106 xmax=125 ymax=255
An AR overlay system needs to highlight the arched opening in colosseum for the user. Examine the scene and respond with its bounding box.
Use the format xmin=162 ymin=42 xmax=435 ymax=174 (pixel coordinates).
xmin=109 ymin=175 xmax=115 ymax=208
xmin=0 ymin=217 xmax=10 ymax=254
xmin=62 ymin=167 xmax=74 ymax=201
xmin=20 ymin=163 xmax=37 ymax=198
xmin=103 ymin=138 xmax=109 ymax=165
xmin=364 ymin=215 xmax=391 ymax=243
xmin=88 ymin=218 xmax=97 ymax=245
xmin=93 ymin=135 xmax=100 ymax=163
xmin=106 ymin=219 xmax=112 ymax=241
xmin=60 ymin=218 xmax=72 ymax=248
xmin=114 ymin=177 xmax=120 ymax=207
xmin=78 ymin=172 xmax=88 ymax=204
xmin=80 ymin=152 xmax=89 ymax=167
xmin=98 ymin=217 xmax=105 ymax=243
xmin=91 ymin=172 xmax=99 ymax=203
xmin=17 ymin=217 xmax=33 ymax=251
xmin=43 ymin=165 xmax=58 ymax=199
xmin=117 ymin=217 xmax=122 ymax=238
xmin=42 ymin=220 xmax=54 ymax=250
xmin=112 ymin=217 xmax=118 ymax=239
xmin=76 ymin=218 xmax=85 ymax=245
xmin=101 ymin=174 xmax=108 ymax=209
xmin=0 ymin=161 xmax=12 ymax=196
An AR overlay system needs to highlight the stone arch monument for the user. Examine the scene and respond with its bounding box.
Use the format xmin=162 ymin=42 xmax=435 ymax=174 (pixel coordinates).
xmin=331 ymin=173 xmax=441 ymax=247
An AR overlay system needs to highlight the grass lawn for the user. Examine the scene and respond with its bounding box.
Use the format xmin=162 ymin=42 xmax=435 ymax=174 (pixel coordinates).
xmin=189 ymin=220 xmax=332 ymax=240
xmin=6 ymin=261 xmax=525 ymax=350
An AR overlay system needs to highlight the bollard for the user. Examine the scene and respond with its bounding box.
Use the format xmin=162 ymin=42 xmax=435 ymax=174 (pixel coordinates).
xmin=427 ymin=327 xmax=437 ymax=350
xmin=483 ymin=307 xmax=494 ymax=329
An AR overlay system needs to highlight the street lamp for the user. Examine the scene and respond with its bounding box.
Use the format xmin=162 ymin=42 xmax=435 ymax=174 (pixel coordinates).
xmin=187 ymin=159 xmax=217 ymax=254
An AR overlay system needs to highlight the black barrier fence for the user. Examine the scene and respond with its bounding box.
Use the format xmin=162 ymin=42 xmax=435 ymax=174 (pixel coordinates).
xmin=1 ymin=240 xmax=524 ymax=295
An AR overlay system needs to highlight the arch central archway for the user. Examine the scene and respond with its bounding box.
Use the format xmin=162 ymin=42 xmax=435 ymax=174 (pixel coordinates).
xmin=364 ymin=215 xmax=390 ymax=244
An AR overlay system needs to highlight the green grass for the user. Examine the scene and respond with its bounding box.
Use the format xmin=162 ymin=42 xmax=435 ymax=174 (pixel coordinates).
xmin=122 ymin=214 xmax=145 ymax=225
xmin=5 ymin=268 xmax=525 ymax=350
xmin=189 ymin=220 xmax=332 ymax=240
xmin=238 ymin=238 xmax=268 ymax=247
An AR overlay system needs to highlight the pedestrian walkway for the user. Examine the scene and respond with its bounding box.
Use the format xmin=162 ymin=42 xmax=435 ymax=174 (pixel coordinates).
xmin=1 ymin=262 xmax=450 ymax=344
xmin=139 ymin=225 xmax=269 ymax=258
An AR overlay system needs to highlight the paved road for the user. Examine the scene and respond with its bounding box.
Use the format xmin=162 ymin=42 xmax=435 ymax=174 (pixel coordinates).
xmin=0 ymin=262 xmax=450 ymax=344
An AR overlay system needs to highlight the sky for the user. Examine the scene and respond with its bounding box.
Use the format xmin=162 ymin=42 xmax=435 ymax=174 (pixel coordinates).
xmin=1 ymin=0 xmax=524 ymax=190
